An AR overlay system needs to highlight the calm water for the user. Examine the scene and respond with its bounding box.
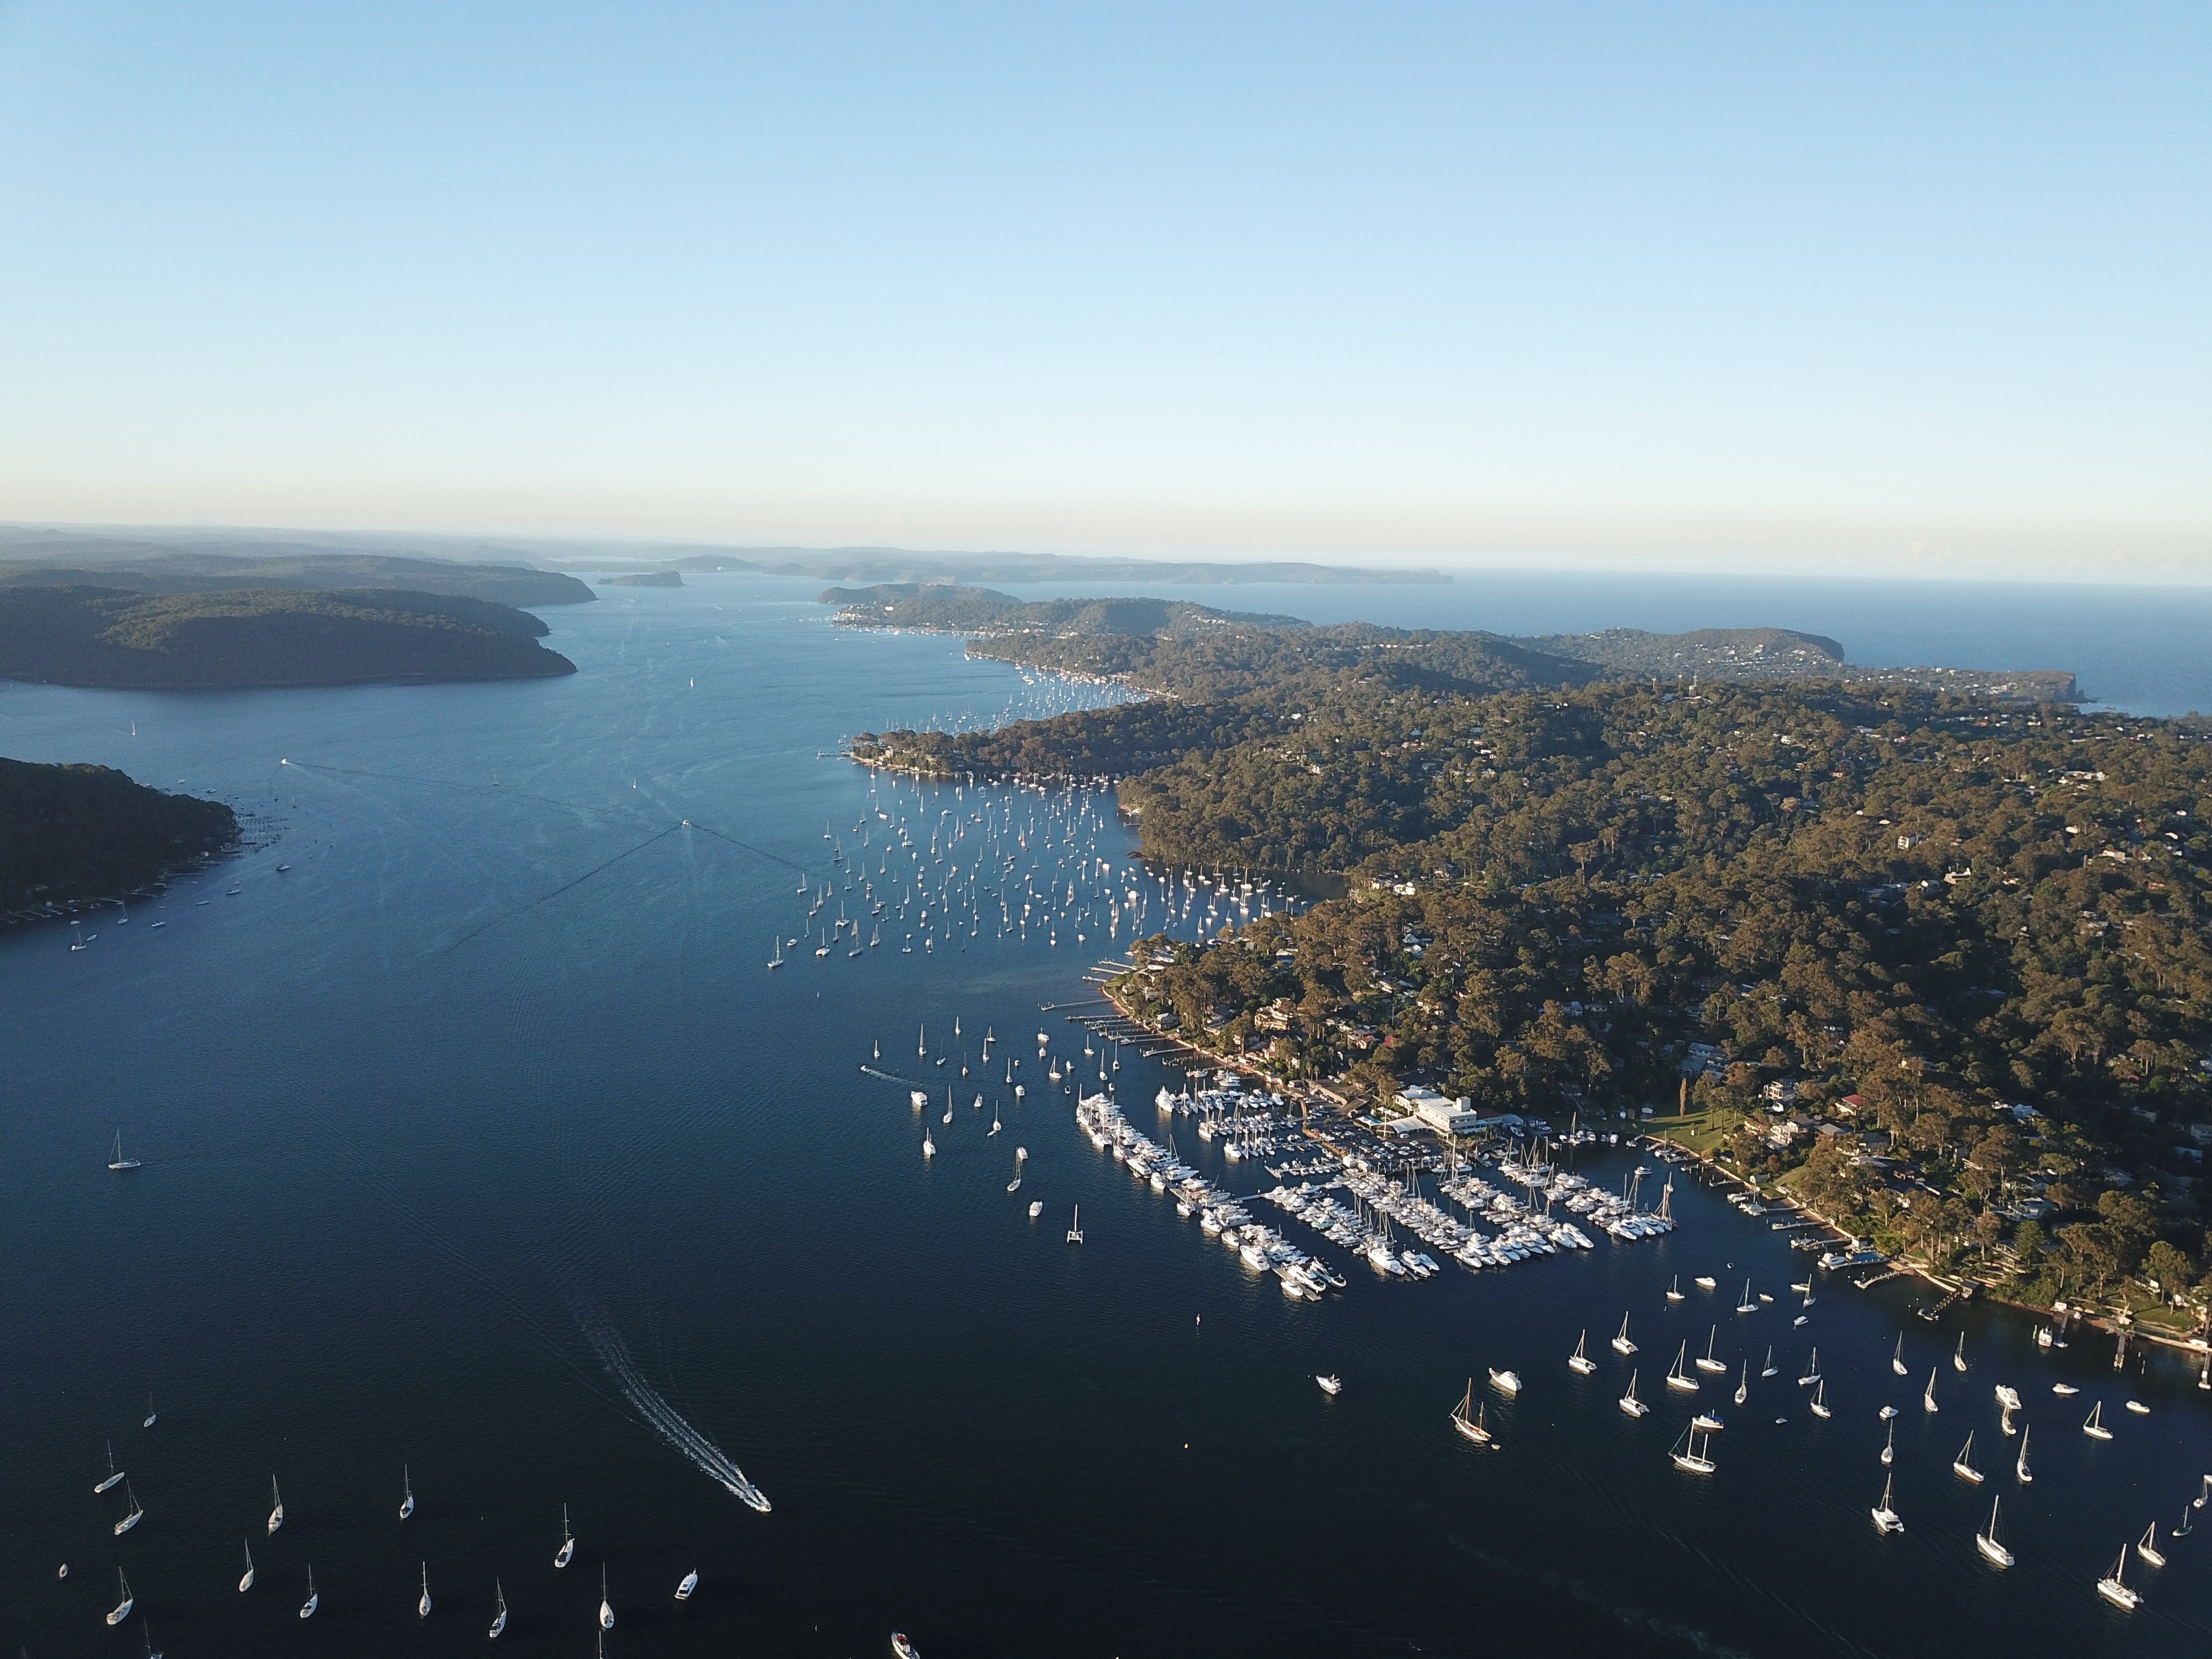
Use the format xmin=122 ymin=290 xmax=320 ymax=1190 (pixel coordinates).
xmin=3 ymin=574 xmax=2209 ymax=1659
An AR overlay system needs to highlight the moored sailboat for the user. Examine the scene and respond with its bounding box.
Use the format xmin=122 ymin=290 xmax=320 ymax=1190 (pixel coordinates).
xmin=489 ymin=1578 xmax=508 ymax=1637
xmin=1976 ymin=1493 xmax=2013 ymax=1567
xmin=1953 ymin=1433 xmax=1982 ymax=1483
xmin=556 ymin=1503 xmax=575 ymax=1568
xmin=1871 ymin=1473 xmax=1903 ymax=1533
xmin=1611 ymin=1312 xmax=1637 ymax=1356
xmin=1568 ymin=1331 xmax=1596 ymax=1375
xmin=239 ymin=1539 xmax=255 ymax=1592
xmin=1450 ymin=1380 xmax=1495 ymax=1446
xmin=267 ymin=1475 xmax=284 ymax=1535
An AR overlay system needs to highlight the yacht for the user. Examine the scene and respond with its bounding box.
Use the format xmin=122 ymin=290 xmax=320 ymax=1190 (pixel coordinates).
xmin=2137 ymin=1521 xmax=2166 ymax=1569
xmin=489 ymin=1578 xmax=508 ymax=1637
xmin=1891 ymin=1333 xmax=1907 ymax=1376
xmin=1993 ymin=1384 xmax=2023 ymax=1413
xmin=1489 ymin=1367 xmax=1524 ymax=1397
xmin=239 ymin=1540 xmax=255 ymax=1592
xmin=399 ymin=1464 xmax=415 ymax=1521
xmin=1666 ymin=1341 xmax=1699 ymax=1392
xmin=419 ymin=1562 xmax=432 ymax=1618
xmin=1809 ymin=1379 xmax=1830 ymax=1420
xmin=1976 ymin=1493 xmax=2014 ymax=1567
xmin=1953 ymin=1433 xmax=1982 ymax=1483
xmin=894 ymin=1635 xmax=922 ymax=1659
xmin=1871 ymin=1474 xmax=1904 ymax=1534
xmin=143 ymin=1392 xmax=157 ymax=1430
xmin=1569 ymin=1331 xmax=1597 ymax=1375
xmin=600 ymin=1564 xmax=615 ymax=1629
xmin=556 ymin=1503 xmax=576 ymax=1568
xmin=1694 ymin=1275 xmax=1717 ymax=1290
xmin=300 ymin=1567 xmax=319 ymax=1619
xmin=676 ymin=1569 xmax=699 ymax=1600
xmin=1880 ymin=1418 xmax=1895 ymax=1465
xmin=1670 ymin=1424 xmax=1717 ymax=1474
xmin=2125 ymin=1399 xmax=2151 ymax=1416
xmin=1067 ymin=1204 xmax=1084 ymax=1243
xmin=113 ymin=1480 xmax=143 ymax=1535
xmin=2015 ymin=1425 xmax=2033 ymax=1483
xmin=1027 ymin=1200 xmax=1042 ymax=1219
xmin=1666 ymin=1275 xmax=1684 ymax=1301
xmin=1316 ymin=1374 xmax=1342 ymax=1396
xmin=2084 ymin=1402 xmax=2112 ymax=1441
xmin=2096 ymin=1545 xmax=2141 ymax=1610
xmin=1619 ymin=1371 xmax=1649 ymax=1417
xmin=1693 ymin=1408 xmax=1725 ymax=1432
xmin=107 ymin=1569 xmax=135 ymax=1626
xmin=1735 ymin=1280 xmax=1757 ymax=1314
xmin=1923 ymin=1367 xmax=1940 ymax=1413
xmin=1696 ymin=1326 xmax=1728 ymax=1373
xmin=2053 ymin=1381 xmax=2080 ymax=1396
xmin=95 ymin=1441 xmax=126 ymax=1494
xmin=108 ymin=1133 xmax=142 ymax=1171
xmin=268 ymin=1475 xmax=284 ymax=1535
xmin=1733 ymin=1360 xmax=1748 ymax=1406
xmin=1798 ymin=1348 xmax=1821 ymax=1386
xmin=1953 ymin=1333 xmax=1968 ymax=1373
xmin=1451 ymin=1381 xmax=1495 ymax=1446
xmin=1611 ymin=1313 xmax=1637 ymax=1356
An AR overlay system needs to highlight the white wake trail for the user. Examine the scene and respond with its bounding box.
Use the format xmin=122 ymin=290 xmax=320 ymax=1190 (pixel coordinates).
xmin=581 ymin=1314 xmax=772 ymax=1513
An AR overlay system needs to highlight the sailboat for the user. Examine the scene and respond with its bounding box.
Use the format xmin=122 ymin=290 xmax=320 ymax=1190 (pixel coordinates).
xmin=113 ymin=1479 xmax=143 ymax=1534
xmin=1451 ymin=1380 xmax=1495 ymax=1446
xmin=1667 ymin=1341 xmax=1699 ymax=1392
xmin=1569 ymin=1331 xmax=1597 ymax=1375
xmin=300 ymin=1566 xmax=319 ymax=1619
xmin=95 ymin=1440 xmax=126 ymax=1494
xmin=1798 ymin=1347 xmax=1821 ymax=1386
xmin=239 ymin=1539 xmax=256 ymax=1592
xmin=1611 ymin=1313 xmax=1637 ymax=1356
xmin=1881 ymin=1417 xmax=1895 ymax=1465
xmin=1666 ymin=1275 xmax=1684 ymax=1301
xmin=268 ymin=1475 xmax=285 ymax=1534
xmin=107 ymin=1568 xmax=135 ymax=1625
xmin=942 ymin=1088 xmax=953 ymax=1125
xmin=489 ymin=1578 xmax=508 ymax=1637
xmin=1953 ymin=1333 xmax=1968 ymax=1373
xmin=600 ymin=1564 xmax=615 ymax=1629
xmin=1066 ymin=1204 xmax=1084 ymax=1244
xmin=1809 ymin=1378 xmax=1830 ymax=1419
xmin=1761 ymin=1345 xmax=1777 ymax=1377
xmin=768 ymin=936 xmax=783 ymax=969
xmin=1923 ymin=1367 xmax=1940 ymax=1413
xmin=921 ymin=1123 xmax=935 ymax=1159
xmin=108 ymin=1133 xmax=142 ymax=1172
xmin=1006 ymin=1146 xmax=1025 ymax=1193
xmin=1892 ymin=1333 xmax=1908 ymax=1375
xmin=1871 ymin=1473 xmax=1904 ymax=1533
xmin=676 ymin=1568 xmax=699 ymax=1600
xmin=1734 ymin=1360 xmax=1748 ymax=1406
xmin=399 ymin=1464 xmax=415 ymax=1520
xmin=1735 ymin=1279 xmax=1757 ymax=1314
xmin=1953 ymin=1433 xmax=1983 ymax=1483
xmin=1976 ymin=1493 xmax=2014 ymax=1567
xmin=419 ymin=1562 xmax=433 ymax=1618
xmin=141 ymin=1619 xmax=164 ymax=1659
xmin=1619 ymin=1371 xmax=1650 ymax=1417
xmin=2137 ymin=1521 xmax=2166 ymax=1569
xmin=2084 ymin=1401 xmax=2113 ymax=1441
xmin=1696 ymin=1326 xmax=1728 ymax=1373
xmin=2096 ymin=1544 xmax=2141 ymax=1610
xmin=556 ymin=1504 xmax=575 ymax=1568
xmin=989 ymin=1103 xmax=1003 ymax=1136
xmin=1670 ymin=1423 xmax=1717 ymax=1474
xmin=142 ymin=1392 xmax=158 ymax=1429
xmin=2015 ymin=1424 xmax=2033 ymax=1483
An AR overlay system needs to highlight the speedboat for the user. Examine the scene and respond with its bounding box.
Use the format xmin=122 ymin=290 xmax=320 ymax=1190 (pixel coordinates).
xmin=1316 ymin=1374 xmax=1342 ymax=1396
xmin=676 ymin=1570 xmax=698 ymax=1600
xmin=1488 ymin=1368 xmax=1523 ymax=1397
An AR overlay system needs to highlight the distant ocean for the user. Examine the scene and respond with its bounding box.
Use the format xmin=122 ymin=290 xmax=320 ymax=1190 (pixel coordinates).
xmin=995 ymin=571 xmax=2212 ymax=718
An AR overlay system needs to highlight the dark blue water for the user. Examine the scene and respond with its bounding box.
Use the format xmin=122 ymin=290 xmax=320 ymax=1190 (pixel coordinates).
xmin=3 ymin=575 xmax=2208 ymax=1658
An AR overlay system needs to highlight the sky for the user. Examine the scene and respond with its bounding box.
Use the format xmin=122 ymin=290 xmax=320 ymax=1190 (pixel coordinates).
xmin=0 ymin=3 xmax=2206 ymax=581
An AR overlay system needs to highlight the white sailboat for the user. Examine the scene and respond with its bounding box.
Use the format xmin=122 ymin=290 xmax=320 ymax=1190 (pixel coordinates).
xmin=1733 ymin=1360 xmax=1748 ymax=1406
xmin=1735 ymin=1279 xmax=1757 ymax=1314
xmin=1006 ymin=1146 xmax=1025 ymax=1193
xmin=108 ymin=1132 xmax=142 ymax=1172
xmin=399 ymin=1463 xmax=415 ymax=1521
xmin=1666 ymin=1275 xmax=1684 ymax=1301
xmin=1871 ymin=1473 xmax=1904 ymax=1533
xmin=768 ymin=935 xmax=782 ymax=969
xmin=599 ymin=1564 xmax=616 ymax=1629
xmin=2096 ymin=1545 xmax=2141 ymax=1610
xmin=1666 ymin=1340 xmax=1699 ymax=1392
xmin=1976 ymin=1493 xmax=2013 ymax=1567
xmin=2084 ymin=1401 xmax=2112 ymax=1441
xmin=1881 ymin=1417 xmax=1895 ymax=1465
xmin=556 ymin=1503 xmax=575 ymax=1568
xmin=1619 ymin=1370 xmax=1649 ymax=1417
xmin=1067 ymin=1204 xmax=1084 ymax=1243
xmin=1569 ymin=1331 xmax=1596 ymax=1375
xmin=419 ymin=1562 xmax=432 ymax=1618
xmin=1611 ymin=1312 xmax=1637 ymax=1356
xmin=1798 ymin=1347 xmax=1820 ymax=1386
xmin=268 ymin=1475 xmax=284 ymax=1534
xmin=142 ymin=1392 xmax=158 ymax=1429
xmin=1953 ymin=1332 xmax=1968 ymax=1373
xmin=95 ymin=1440 xmax=126 ymax=1494
xmin=1891 ymin=1333 xmax=1907 ymax=1376
xmin=107 ymin=1568 xmax=135 ymax=1625
xmin=676 ymin=1568 xmax=699 ymax=1600
xmin=1923 ymin=1366 xmax=1940 ymax=1412
xmin=1451 ymin=1380 xmax=1495 ymax=1446
xmin=1953 ymin=1433 xmax=1982 ymax=1483
xmin=2015 ymin=1423 xmax=2033 ymax=1483
xmin=921 ymin=1123 xmax=935 ymax=1159
xmin=299 ymin=1566 xmax=319 ymax=1619
xmin=1696 ymin=1326 xmax=1728 ymax=1373
xmin=2137 ymin=1521 xmax=2166 ymax=1569
xmin=1670 ymin=1423 xmax=1717 ymax=1474
xmin=489 ymin=1578 xmax=508 ymax=1637
xmin=239 ymin=1539 xmax=255 ymax=1592
xmin=113 ymin=1479 xmax=143 ymax=1534
xmin=1809 ymin=1378 xmax=1830 ymax=1419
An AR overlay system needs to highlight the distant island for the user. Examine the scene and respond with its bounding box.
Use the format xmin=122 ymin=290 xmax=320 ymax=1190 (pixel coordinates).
xmin=0 ymin=539 xmax=596 ymax=608
xmin=599 ymin=570 xmax=684 ymax=587
xmin=1 ymin=758 xmax=238 ymax=923
xmin=841 ymin=582 xmax=2212 ymax=1349
xmin=0 ymin=586 xmax=577 ymax=690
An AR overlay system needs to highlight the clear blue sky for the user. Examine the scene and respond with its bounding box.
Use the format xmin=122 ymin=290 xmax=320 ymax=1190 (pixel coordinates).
xmin=1 ymin=3 xmax=2205 ymax=578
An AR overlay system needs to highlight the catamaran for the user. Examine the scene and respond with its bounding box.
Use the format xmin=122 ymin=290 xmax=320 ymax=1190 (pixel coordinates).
xmin=1871 ymin=1473 xmax=1903 ymax=1533
xmin=95 ymin=1441 xmax=126 ymax=1494
xmin=399 ymin=1464 xmax=415 ymax=1521
xmin=1976 ymin=1493 xmax=2013 ymax=1567
xmin=1569 ymin=1331 xmax=1596 ymax=1375
xmin=239 ymin=1540 xmax=255 ymax=1592
xmin=1451 ymin=1380 xmax=1495 ymax=1446
xmin=268 ymin=1475 xmax=284 ymax=1534
xmin=2096 ymin=1545 xmax=2141 ymax=1610
xmin=1067 ymin=1204 xmax=1083 ymax=1243
xmin=108 ymin=1133 xmax=141 ymax=1172
xmin=1611 ymin=1313 xmax=1637 ymax=1356
xmin=556 ymin=1504 xmax=576 ymax=1568
xmin=1953 ymin=1433 xmax=1982 ymax=1483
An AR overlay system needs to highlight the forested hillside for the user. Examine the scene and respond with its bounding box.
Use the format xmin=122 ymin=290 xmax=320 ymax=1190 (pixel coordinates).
xmin=0 ymin=758 xmax=238 ymax=917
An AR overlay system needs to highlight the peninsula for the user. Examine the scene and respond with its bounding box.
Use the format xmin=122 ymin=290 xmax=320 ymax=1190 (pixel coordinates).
xmin=1 ymin=758 xmax=238 ymax=923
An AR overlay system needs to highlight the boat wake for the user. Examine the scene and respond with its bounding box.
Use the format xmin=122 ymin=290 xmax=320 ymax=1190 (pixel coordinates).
xmin=580 ymin=1314 xmax=772 ymax=1512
